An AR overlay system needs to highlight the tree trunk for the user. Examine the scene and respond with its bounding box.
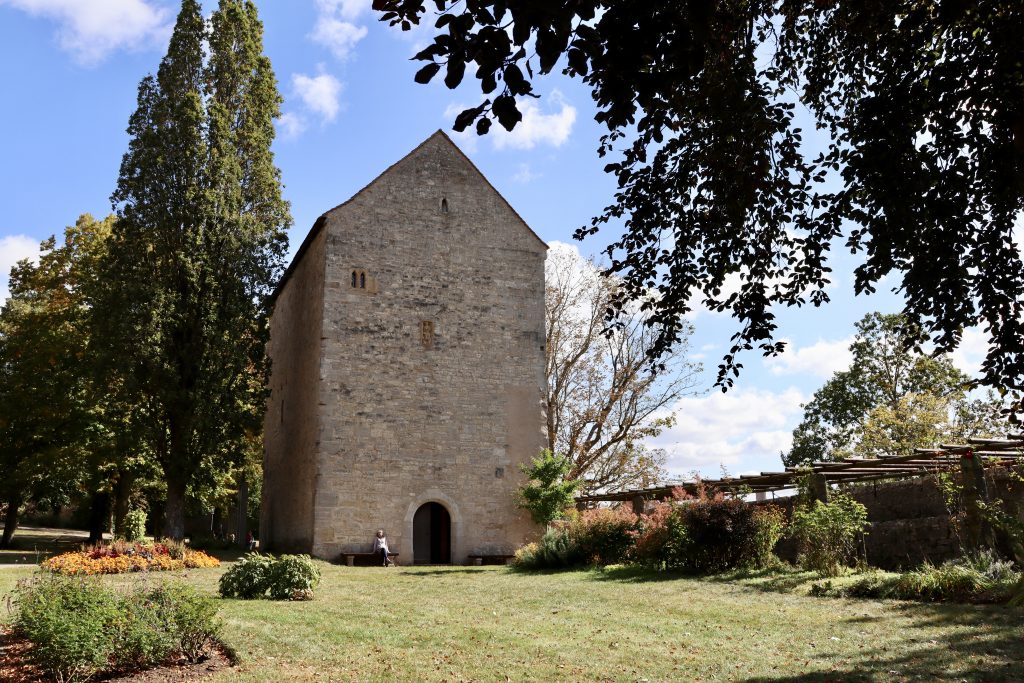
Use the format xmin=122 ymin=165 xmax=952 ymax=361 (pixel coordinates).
xmin=211 ymin=506 xmax=222 ymax=539
xmin=960 ymin=454 xmax=989 ymax=552
xmin=810 ymin=473 xmax=830 ymax=504
xmin=1 ymin=497 xmax=21 ymax=549
xmin=87 ymin=491 xmax=110 ymax=544
xmin=234 ymin=476 xmax=248 ymax=547
xmin=112 ymin=471 xmax=135 ymax=538
xmin=163 ymin=478 xmax=187 ymax=540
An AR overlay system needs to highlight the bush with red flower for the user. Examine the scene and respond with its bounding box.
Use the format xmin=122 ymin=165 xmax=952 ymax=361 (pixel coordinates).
xmin=515 ymin=485 xmax=788 ymax=573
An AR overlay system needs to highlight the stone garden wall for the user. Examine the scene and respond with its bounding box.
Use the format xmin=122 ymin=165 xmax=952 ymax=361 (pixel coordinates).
xmin=764 ymin=466 xmax=1024 ymax=570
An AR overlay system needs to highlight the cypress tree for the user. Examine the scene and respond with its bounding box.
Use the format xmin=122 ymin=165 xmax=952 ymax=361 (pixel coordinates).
xmin=100 ymin=0 xmax=290 ymax=539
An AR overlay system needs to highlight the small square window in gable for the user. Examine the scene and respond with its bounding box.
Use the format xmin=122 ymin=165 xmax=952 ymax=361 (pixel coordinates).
xmin=420 ymin=320 xmax=435 ymax=349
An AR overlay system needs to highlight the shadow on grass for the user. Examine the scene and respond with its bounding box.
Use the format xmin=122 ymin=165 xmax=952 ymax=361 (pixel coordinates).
xmin=0 ymin=526 xmax=92 ymax=565
xmin=203 ymin=547 xmax=249 ymax=564
xmin=589 ymin=564 xmax=820 ymax=588
xmin=708 ymin=566 xmax=825 ymax=594
xmin=401 ymin=568 xmax=503 ymax=577
xmin=740 ymin=601 xmax=1024 ymax=683
xmin=589 ymin=565 xmax=693 ymax=583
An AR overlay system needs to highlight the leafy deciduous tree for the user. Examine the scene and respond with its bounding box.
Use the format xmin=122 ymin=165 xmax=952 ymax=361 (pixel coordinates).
xmin=545 ymin=245 xmax=701 ymax=494
xmin=376 ymin=0 xmax=1024 ymax=414
xmin=784 ymin=312 xmax=998 ymax=466
xmin=0 ymin=215 xmax=113 ymax=547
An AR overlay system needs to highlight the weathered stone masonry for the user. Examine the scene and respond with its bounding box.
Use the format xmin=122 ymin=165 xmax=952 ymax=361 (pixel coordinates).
xmin=766 ymin=470 xmax=1024 ymax=569
xmin=262 ymin=131 xmax=546 ymax=562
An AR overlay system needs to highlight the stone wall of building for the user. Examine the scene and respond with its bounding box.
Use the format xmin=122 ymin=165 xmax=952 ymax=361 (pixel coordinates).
xmin=271 ymin=132 xmax=546 ymax=562
xmin=260 ymin=228 xmax=326 ymax=553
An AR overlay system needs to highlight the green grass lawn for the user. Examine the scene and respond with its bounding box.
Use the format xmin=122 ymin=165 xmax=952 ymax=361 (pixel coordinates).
xmin=2 ymin=562 xmax=1022 ymax=682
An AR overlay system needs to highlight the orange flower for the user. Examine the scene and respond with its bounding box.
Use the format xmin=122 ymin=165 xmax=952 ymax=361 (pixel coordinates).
xmin=42 ymin=547 xmax=219 ymax=575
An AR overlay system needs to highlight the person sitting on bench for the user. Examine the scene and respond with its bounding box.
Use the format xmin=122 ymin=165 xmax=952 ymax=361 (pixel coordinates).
xmin=373 ymin=529 xmax=392 ymax=567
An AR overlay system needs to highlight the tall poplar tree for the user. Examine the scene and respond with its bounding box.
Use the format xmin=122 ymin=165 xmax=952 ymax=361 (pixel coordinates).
xmin=99 ymin=0 xmax=290 ymax=538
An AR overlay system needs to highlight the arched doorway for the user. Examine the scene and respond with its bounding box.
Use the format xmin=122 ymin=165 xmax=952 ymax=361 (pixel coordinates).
xmin=412 ymin=502 xmax=451 ymax=564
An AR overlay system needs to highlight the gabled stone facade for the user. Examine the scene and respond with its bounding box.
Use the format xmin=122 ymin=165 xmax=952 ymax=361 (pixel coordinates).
xmin=261 ymin=131 xmax=546 ymax=563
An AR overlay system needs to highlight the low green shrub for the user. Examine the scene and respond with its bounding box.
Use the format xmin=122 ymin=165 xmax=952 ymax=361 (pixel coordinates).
xmin=511 ymin=529 xmax=584 ymax=570
xmin=13 ymin=577 xmax=118 ymax=683
xmin=160 ymin=538 xmax=188 ymax=561
xmin=958 ymin=548 xmax=1018 ymax=582
xmin=121 ymin=508 xmax=147 ymax=542
xmin=218 ymin=553 xmax=272 ymax=599
xmin=791 ymin=493 xmax=869 ymax=577
xmin=512 ymin=542 xmax=541 ymax=568
xmin=115 ymin=589 xmax=178 ymax=670
xmin=749 ymin=505 xmax=788 ymax=569
xmin=895 ymin=562 xmax=1001 ymax=602
xmin=147 ymin=583 xmax=222 ymax=661
xmin=513 ymin=507 xmax=640 ymax=570
xmin=10 ymin=576 xmax=223 ymax=683
xmin=267 ymin=555 xmax=321 ymax=600
xmin=839 ymin=552 xmax=1020 ymax=604
xmin=219 ymin=553 xmax=321 ymax=600
xmin=1010 ymin=577 xmax=1024 ymax=607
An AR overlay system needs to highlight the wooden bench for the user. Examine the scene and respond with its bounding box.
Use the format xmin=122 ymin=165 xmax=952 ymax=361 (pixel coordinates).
xmin=467 ymin=554 xmax=515 ymax=566
xmin=340 ymin=551 xmax=399 ymax=567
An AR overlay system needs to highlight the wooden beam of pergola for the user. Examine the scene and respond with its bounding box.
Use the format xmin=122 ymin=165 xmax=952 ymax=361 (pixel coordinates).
xmin=575 ymin=434 xmax=1024 ymax=504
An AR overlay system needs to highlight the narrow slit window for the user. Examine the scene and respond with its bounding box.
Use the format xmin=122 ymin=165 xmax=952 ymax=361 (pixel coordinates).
xmin=441 ymin=197 xmax=449 ymax=213
xmin=420 ymin=320 xmax=434 ymax=348
xmin=351 ymin=271 xmax=357 ymax=288
xmin=359 ymin=272 xmax=366 ymax=289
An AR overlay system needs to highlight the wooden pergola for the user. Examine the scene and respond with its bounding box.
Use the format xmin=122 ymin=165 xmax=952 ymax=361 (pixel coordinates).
xmin=575 ymin=433 xmax=1024 ymax=506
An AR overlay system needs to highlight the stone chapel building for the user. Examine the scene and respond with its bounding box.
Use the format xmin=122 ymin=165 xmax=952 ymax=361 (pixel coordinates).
xmin=260 ymin=131 xmax=546 ymax=563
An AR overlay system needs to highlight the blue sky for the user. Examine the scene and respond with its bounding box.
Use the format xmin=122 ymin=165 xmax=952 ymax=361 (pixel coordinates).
xmin=0 ymin=0 xmax=993 ymax=480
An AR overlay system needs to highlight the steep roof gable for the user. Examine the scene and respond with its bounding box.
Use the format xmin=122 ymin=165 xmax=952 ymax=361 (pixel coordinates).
xmin=272 ymin=130 xmax=547 ymax=302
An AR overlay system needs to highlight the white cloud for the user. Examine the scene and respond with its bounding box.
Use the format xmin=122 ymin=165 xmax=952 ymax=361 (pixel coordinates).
xmin=310 ymin=0 xmax=369 ymax=60
xmin=492 ymin=91 xmax=576 ymax=150
xmin=275 ymin=112 xmax=307 ymax=140
xmin=648 ymin=386 xmax=806 ymax=478
xmin=310 ymin=16 xmax=367 ymax=60
xmin=444 ymin=90 xmax=577 ymax=152
xmin=314 ymin=0 xmax=369 ymax=21
xmin=512 ymin=163 xmax=540 ymax=184
xmin=292 ymin=71 xmax=343 ymax=123
xmin=0 ymin=0 xmax=171 ymax=65
xmin=1 ymin=234 xmax=41 ymax=302
xmin=950 ymin=326 xmax=988 ymax=378
xmin=765 ymin=336 xmax=854 ymax=378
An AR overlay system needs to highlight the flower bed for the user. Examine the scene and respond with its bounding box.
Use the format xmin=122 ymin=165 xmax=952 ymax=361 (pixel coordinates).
xmin=42 ymin=541 xmax=220 ymax=575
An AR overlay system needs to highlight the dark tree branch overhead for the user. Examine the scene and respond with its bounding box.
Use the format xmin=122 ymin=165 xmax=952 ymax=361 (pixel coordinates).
xmin=376 ymin=0 xmax=1024 ymax=414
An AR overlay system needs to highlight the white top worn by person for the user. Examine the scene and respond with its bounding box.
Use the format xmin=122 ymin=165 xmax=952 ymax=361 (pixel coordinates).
xmin=373 ymin=529 xmax=392 ymax=566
